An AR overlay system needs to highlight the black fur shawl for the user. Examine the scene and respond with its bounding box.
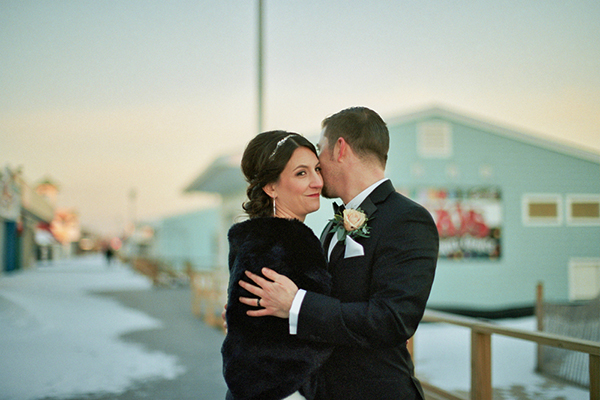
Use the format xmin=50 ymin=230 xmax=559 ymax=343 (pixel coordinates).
xmin=222 ymin=217 xmax=332 ymax=400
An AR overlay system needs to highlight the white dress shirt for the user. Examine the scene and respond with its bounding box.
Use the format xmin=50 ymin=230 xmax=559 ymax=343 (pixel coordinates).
xmin=288 ymin=178 xmax=389 ymax=334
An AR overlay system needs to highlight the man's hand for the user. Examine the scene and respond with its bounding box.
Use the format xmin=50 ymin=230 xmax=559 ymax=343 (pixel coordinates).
xmin=239 ymin=268 xmax=298 ymax=319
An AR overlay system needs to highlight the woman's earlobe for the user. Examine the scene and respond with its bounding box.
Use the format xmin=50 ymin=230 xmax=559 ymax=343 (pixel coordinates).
xmin=262 ymin=183 xmax=276 ymax=199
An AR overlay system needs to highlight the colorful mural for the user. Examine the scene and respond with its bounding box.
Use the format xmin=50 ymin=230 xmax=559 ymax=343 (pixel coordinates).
xmin=401 ymin=187 xmax=502 ymax=260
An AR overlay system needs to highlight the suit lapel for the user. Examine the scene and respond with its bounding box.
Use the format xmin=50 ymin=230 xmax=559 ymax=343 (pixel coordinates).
xmin=328 ymin=180 xmax=396 ymax=266
xmin=325 ymin=180 xmax=396 ymax=267
xmin=329 ymin=240 xmax=345 ymax=264
xmin=320 ymin=220 xmax=337 ymax=272
xmin=362 ymin=179 xmax=395 ymax=215
xmin=320 ymin=220 xmax=334 ymax=247
xmin=359 ymin=196 xmax=377 ymax=219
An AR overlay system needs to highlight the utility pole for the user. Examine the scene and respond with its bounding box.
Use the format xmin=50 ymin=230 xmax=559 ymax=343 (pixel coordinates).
xmin=128 ymin=188 xmax=137 ymax=235
xmin=257 ymin=0 xmax=264 ymax=133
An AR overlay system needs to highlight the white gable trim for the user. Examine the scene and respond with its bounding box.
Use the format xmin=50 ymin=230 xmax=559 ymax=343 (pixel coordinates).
xmin=386 ymin=105 xmax=600 ymax=164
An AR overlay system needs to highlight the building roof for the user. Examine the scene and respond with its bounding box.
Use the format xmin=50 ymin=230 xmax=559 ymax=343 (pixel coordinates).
xmin=184 ymin=153 xmax=245 ymax=196
xmin=387 ymin=105 xmax=600 ymax=164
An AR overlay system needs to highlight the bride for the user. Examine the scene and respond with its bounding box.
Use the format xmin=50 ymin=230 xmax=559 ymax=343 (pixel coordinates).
xmin=222 ymin=131 xmax=332 ymax=400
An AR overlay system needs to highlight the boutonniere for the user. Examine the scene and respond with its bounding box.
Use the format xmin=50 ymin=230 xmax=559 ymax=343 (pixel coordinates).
xmin=330 ymin=207 xmax=371 ymax=243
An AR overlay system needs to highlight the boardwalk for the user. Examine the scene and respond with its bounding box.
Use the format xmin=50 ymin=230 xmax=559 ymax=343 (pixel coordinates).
xmin=0 ymin=256 xmax=227 ymax=400
xmin=77 ymin=288 xmax=228 ymax=400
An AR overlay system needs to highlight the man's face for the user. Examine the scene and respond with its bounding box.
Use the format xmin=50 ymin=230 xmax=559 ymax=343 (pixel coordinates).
xmin=316 ymin=128 xmax=338 ymax=199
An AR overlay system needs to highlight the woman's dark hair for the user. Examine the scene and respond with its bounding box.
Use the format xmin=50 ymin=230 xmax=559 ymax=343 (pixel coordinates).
xmin=241 ymin=130 xmax=318 ymax=218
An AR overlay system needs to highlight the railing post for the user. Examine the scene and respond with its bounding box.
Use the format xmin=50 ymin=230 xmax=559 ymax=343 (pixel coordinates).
xmin=535 ymin=282 xmax=545 ymax=372
xmin=471 ymin=329 xmax=492 ymax=400
xmin=591 ymin=354 xmax=599 ymax=400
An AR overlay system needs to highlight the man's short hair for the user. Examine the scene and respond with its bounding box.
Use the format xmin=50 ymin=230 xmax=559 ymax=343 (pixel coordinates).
xmin=322 ymin=106 xmax=389 ymax=167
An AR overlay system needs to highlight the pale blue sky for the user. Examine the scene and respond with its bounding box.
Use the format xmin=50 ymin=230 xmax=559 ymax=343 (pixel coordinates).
xmin=1 ymin=1 xmax=599 ymax=235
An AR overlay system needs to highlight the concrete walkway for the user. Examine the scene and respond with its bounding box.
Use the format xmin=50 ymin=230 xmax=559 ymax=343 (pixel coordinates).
xmin=44 ymin=287 xmax=228 ymax=400
xmin=0 ymin=256 xmax=228 ymax=400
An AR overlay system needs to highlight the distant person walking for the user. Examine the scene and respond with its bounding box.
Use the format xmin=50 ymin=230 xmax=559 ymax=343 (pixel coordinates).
xmin=104 ymin=246 xmax=114 ymax=266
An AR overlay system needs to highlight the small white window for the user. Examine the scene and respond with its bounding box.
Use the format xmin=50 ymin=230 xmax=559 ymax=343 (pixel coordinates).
xmin=417 ymin=121 xmax=452 ymax=158
xmin=569 ymin=258 xmax=600 ymax=301
xmin=566 ymin=194 xmax=600 ymax=226
xmin=522 ymin=194 xmax=562 ymax=226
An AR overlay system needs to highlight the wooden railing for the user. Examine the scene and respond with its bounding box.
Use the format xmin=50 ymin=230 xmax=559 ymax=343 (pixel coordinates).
xmin=189 ymin=268 xmax=228 ymax=332
xmin=417 ymin=309 xmax=600 ymax=400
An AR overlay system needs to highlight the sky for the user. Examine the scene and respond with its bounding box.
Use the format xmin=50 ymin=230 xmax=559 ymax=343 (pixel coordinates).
xmin=1 ymin=1 xmax=599 ymax=236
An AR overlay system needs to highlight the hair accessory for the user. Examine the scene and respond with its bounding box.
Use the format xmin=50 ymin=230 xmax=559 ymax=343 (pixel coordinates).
xmin=269 ymin=134 xmax=295 ymax=160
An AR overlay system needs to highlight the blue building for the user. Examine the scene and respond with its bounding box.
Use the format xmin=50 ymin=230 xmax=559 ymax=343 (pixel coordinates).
xmin=176 ymin=106 xmax=600 ymax=316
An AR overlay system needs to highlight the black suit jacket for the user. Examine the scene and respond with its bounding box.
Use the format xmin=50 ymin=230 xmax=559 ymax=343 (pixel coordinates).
xmin=297 ymin=180 xmax=439 ymax=400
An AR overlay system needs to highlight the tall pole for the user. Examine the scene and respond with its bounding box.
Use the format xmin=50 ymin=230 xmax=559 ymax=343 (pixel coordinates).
xmin=257 ymin=0 xmax=264 ymax=133
xmin=128 ymin=188 xmax=137 ymax=235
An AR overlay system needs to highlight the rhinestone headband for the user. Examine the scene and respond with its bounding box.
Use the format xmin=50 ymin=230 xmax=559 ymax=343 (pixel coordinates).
xmin=269 ymin=134 xmax=295 ymax=159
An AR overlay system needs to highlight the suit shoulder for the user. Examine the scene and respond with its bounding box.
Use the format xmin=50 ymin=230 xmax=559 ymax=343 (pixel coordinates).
xmin=390 ymin=191 xmax=432 ymax=212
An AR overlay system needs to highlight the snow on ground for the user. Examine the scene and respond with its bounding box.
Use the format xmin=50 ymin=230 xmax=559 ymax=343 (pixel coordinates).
xmin=0 ymin=255 xmax=185 ymax=400
xmin=414 ymin=315 xmax=590 ymax=399
xmin=0 ymin=255 xmax=591 ymax=400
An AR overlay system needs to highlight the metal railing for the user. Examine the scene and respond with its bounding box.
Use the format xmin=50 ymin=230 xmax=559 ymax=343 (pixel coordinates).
xmin=417 ymin=309 xmax=600 ymax=400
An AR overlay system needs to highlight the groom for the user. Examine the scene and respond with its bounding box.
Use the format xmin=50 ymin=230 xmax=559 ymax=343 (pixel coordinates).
xmin=240 ymin=106 xmax=439 ymax=399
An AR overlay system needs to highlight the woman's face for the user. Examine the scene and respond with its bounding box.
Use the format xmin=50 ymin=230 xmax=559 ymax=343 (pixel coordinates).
xmin=266 ymin=146 xmax=323 ymax=222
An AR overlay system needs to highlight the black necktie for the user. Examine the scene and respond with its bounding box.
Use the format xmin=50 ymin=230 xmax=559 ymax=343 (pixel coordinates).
xmin=333 ymin=202 xmax=345 ymax=215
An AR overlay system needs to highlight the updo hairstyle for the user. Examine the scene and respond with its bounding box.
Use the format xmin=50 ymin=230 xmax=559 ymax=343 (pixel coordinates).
xmin=241 ymin=130 xmax=318 ymax=218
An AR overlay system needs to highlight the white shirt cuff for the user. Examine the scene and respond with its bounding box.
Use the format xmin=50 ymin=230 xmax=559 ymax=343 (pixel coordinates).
xmin=289 ymin=289 xmax=307 ymax=335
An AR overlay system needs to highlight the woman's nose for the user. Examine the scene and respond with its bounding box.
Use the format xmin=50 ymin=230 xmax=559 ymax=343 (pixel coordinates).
xmin=311 ymin=171 xmax=323 ymax=188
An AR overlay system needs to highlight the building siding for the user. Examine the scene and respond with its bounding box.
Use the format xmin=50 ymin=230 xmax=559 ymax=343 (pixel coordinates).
xmin=381 ymin=114 xmax=600 ymax=311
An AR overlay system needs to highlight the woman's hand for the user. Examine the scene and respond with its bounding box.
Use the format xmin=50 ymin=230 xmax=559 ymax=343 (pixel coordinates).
xmin=238 ymin=268 xmax=298 ymax=319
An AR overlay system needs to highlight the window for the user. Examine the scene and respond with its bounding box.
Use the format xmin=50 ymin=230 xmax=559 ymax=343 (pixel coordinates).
xmin=522 ymin=194 xmax=562 ymax=226
xmin=417 ymin=121 xmax=452 ymax=158
xmin=567 ymin=195 xmax=600 ymax=225
xmin=569 ymin=258 xmax=600 ymax=301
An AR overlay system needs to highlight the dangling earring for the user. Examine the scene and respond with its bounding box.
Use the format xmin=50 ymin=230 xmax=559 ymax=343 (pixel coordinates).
xmin=273 ymin=198 xmax=277 ymax=216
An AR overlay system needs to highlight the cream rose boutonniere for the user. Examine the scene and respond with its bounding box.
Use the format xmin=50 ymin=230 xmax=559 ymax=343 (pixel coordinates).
xmin=330 ymin=207 xmax=371 ymax=243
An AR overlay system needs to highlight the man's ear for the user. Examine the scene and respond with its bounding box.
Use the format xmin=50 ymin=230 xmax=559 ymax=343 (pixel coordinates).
xmin=262 ymin=182 xmax=276 ymax=199
xmin=336 ymin=137 xmax=347 ymax=162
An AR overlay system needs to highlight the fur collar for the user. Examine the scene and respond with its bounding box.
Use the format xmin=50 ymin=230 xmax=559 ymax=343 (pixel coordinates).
xmin=222 ymin=217 xmax=332 ymax=400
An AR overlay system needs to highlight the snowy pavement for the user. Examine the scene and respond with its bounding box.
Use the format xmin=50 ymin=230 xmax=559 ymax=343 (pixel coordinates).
xmin=0 ymin=255 xmax=184 ymax=400
xmin=0 ymin=255 xmax=591 ymax=400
